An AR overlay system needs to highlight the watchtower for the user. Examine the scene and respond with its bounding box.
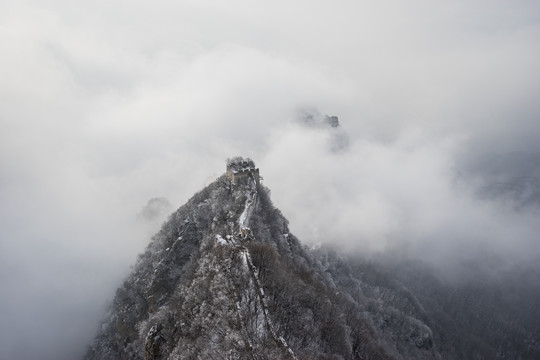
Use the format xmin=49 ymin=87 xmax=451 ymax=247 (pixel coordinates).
xmin=226 ymin=157 xmax=260 ymax=186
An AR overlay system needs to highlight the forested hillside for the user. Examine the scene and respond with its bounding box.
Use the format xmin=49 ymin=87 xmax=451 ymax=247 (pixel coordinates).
xmin=86 ymin=159 xmax=540 ymax=360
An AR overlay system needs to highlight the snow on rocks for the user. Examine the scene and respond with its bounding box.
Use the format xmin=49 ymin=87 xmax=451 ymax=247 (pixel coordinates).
xmin=215 ymin=235 xmax=228 ymax=246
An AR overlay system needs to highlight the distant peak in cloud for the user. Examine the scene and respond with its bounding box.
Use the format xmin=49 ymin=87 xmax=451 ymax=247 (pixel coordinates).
xmin=137 ymin=197 xmax=173 ymax=222
xmin=296 ymin=109 xmax=349 ymax=152
xmin=298 ymin=109 xmax=340 ymax=128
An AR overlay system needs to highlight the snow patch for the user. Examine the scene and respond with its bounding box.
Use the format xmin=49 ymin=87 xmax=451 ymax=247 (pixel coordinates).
xmin=238 ymin=191 xmax=257 ymax=228
xmin=216 ymin=235 xmax=228 ymax=246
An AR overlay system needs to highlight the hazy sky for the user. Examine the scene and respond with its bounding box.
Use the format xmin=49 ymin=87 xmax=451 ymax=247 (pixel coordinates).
xmin=1 ymin=1 xmax=540 ymax=359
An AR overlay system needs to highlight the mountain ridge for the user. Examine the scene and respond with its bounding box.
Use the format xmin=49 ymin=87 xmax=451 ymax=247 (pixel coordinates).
xmin=85 ymin=158 xmax=539 ymax=360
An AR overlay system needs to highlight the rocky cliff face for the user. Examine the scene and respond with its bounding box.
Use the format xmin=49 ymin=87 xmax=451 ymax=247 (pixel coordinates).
xmin=85 ymin=160 xmax=540 ymax=360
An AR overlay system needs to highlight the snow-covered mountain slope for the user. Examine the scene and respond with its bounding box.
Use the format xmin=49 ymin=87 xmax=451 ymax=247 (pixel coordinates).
xmin=85 ymin=159 xmax=540 ymax=360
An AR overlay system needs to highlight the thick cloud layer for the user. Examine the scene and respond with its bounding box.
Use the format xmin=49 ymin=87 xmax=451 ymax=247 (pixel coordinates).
xmin=1 ymin=0 xmax=539 ymax=359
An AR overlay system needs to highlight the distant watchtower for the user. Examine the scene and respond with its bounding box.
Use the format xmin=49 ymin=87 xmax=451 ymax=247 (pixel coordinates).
xmin=226 ymin=157 xmax=260 ymax=186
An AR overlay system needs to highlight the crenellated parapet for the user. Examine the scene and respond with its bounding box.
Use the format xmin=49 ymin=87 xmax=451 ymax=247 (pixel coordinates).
xmin=226 ymin=157 xmax=260 ymax=185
